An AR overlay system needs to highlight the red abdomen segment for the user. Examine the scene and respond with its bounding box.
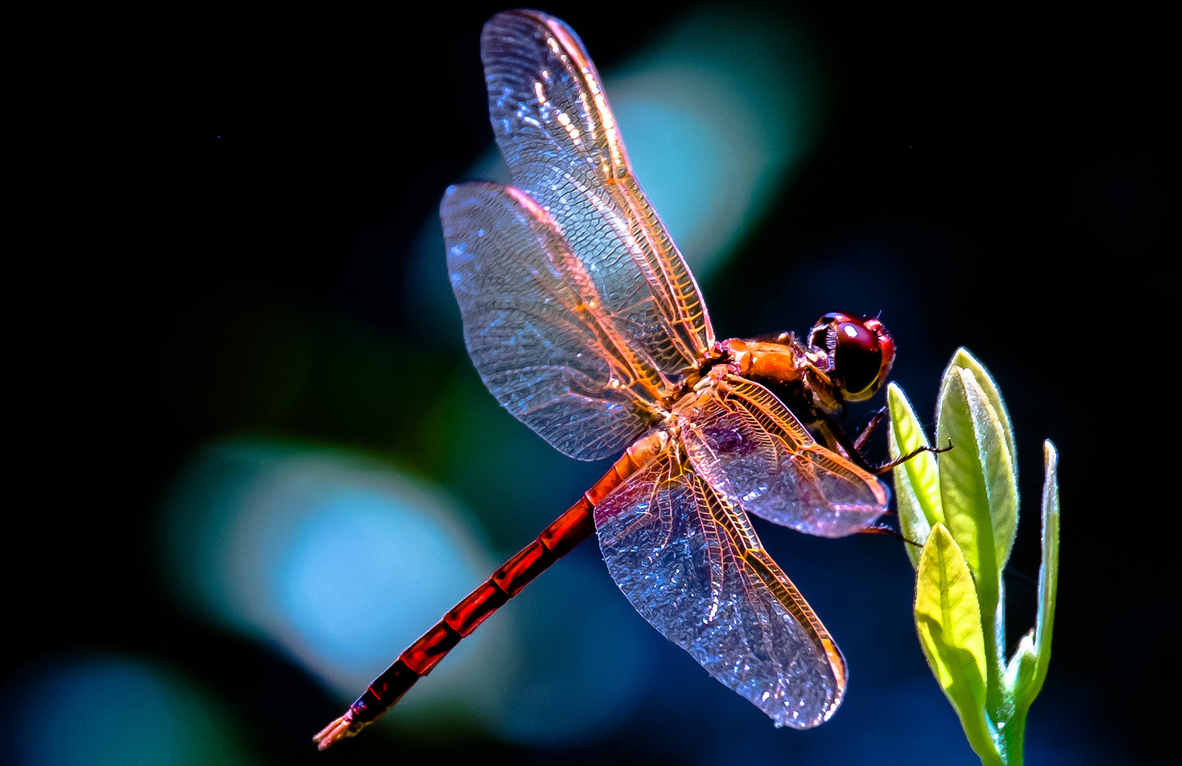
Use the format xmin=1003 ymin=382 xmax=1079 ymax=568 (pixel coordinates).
xmin=313 ymin=430 xmax=666 ymax=750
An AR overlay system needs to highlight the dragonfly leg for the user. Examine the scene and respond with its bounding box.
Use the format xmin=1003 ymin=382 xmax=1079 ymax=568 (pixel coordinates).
xmin=812 ymin=413 xmax=877 ymax=473
xmin=852 ymin=407 xmax=887 ymax=452
xmin=858 ymin=519 xmax=921 ymax=547
xmin=816 ymin=409 xmax=950 ymax=476
xmin=872 ymin=439 xmax=953 ymax=475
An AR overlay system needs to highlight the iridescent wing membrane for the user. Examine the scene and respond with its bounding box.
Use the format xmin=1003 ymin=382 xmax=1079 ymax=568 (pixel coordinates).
xmin=442 ymin=10 xmax=713 ymax=460
xmin=684 ymin=375 xmax=889 ymax=538
xmin=593 ymin=426 xmax=847 ymax=728
xmin=442 ymin=9 xmax=884 ymax=727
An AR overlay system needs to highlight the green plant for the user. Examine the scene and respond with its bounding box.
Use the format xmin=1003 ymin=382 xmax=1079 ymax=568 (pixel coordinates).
xmin=887 ymin=349 xmax=1060 ymax=766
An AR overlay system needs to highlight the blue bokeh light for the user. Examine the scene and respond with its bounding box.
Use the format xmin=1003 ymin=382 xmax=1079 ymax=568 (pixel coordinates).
xmin=156 ymin=437 xmax=661 ymax=742
xmin=609 ymin=7 xmax=823 ymax=281
xmin=157 ymin=438 xmax=513 ymax=716
xmin=1 ymin=654 xmax=254 ymax=766
xmin=493 ymin=555 xmax=652 ymax=746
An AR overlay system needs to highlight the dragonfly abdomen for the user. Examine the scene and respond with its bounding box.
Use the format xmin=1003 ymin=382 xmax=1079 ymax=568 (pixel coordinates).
xmin=314 ymin=429 xmax=666 ymax=749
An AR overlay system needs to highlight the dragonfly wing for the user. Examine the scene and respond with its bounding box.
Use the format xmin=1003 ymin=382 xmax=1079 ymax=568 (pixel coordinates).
xmin=594 ymin=443 xmax=846 ymax=728
xmin=682 ymin=377 xmax=889 ymax=538
xmin=479 ymin=10 xmax=714 ymax=384
xmin=444 ymin=182 xmax=658 ymax=460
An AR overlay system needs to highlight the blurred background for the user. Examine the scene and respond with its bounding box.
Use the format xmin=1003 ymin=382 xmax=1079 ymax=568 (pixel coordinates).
xmin=8 ymin=2 xmax=1173 ymax=764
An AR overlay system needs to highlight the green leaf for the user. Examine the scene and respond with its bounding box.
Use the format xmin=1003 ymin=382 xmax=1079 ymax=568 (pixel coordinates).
xmin=936 ymin=366 xmax=1018 ymax=580
xmin=909 ymin=351 xmax=1059 ymax=766
xmin=887 ymin=384 xmax=942 ymax=567
xmin=952 ymin=354 xmax=1019 ymax=571
xmin=1004 ymin=631 xmax=1038 ymax=698
xmin=1013 ymin=441 xmax=1060 ymax=714
xmin=915 ymin=524 xmax=997 ymax=763
xmin=951 ymin=348 xmax=1016 ymax=472
xmin=889 ymin=446 xmax=928 ymax=571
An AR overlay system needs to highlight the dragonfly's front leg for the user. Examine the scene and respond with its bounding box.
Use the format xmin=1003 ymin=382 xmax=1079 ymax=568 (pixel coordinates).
xmin=852 ymin=407 xmax=887 ymax=453
xmin=812 ymin=413 xmax=875 ymax=473
xmin=815 ymin=408 xmax=948 ymax=476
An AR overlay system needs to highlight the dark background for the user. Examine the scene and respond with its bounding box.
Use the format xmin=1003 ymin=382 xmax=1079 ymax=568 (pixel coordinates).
xmin=9 ymin=2 xmax=1174 ymax=764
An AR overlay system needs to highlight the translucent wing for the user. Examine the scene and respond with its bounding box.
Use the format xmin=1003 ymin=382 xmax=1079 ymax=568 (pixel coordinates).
xmin=452 ymin=10 xmax=713 ymax=405
xmin=594 ymin=441 xmax=846 ymax=728
xmin=682 ymin=376 xmax=890 ymax=537
xmin=444 ymin=183 xmax=661 ymax=460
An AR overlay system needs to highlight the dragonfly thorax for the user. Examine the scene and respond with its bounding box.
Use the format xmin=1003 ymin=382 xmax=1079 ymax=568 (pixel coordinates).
xmin=719 ymin=336 xmax=835 ymax=422
xmin=718 ymin=313 xmax=894 ymax=422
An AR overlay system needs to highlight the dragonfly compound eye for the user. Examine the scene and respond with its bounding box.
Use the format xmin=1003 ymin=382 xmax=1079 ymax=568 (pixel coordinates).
xmin=810 ymin=313 xmax=894 ymax=401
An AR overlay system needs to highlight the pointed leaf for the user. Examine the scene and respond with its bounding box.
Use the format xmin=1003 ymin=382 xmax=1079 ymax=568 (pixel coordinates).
xmin=936 ymin=366 xmax=1018 ymax=580
xmin=888 ymin=384 xmax=942 ymax=570
xmin=889 ymin=445 xmax=928 ymax=570
xmin=915 ymin=524 xmax=997 ymax=762
xmin=935 ymin=368 xmax=992 ymax=580
xmin=1035 ymin=441 xmax=1060 ymax=662
xmin=1014 ymin=441 xmax=1060 ymax=714
xmin=954 ymin=355 xmax=1019 ymax=570
xmin=951 ymin=348 xmax=1016 ymax=472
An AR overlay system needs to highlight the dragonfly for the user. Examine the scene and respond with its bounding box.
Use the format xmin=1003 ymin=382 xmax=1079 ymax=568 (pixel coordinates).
xmin=316 ymin=9 xmax=897 ymax=749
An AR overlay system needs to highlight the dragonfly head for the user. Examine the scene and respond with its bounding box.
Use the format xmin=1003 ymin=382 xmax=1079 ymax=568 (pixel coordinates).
xmin=808 ymin=313 xmax=895 ymax=402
